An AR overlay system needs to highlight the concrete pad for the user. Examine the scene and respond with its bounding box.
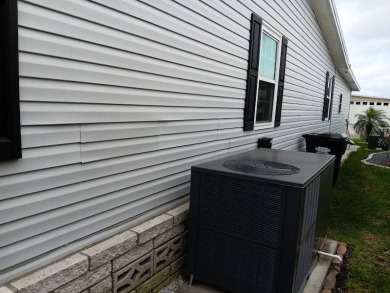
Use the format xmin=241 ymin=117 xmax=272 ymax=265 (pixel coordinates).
xmin=302 ymin=239 xmax=338 ymax=293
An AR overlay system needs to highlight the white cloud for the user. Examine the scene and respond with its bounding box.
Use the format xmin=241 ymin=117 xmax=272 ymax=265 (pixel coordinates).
xmin=335 ymin=0 xmax=390 ymax=97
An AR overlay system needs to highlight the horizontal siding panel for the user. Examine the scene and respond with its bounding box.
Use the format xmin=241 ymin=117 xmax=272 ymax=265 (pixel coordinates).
xmin=229 ymin=133 xmax=262 ymax=148
xmin=0 ymin=140 xmax=230 ymax=199
xmin=20 ymin=102 xmax=243 ymax=125
xmin=20 ymin=79 xmax=243 ymax=108
xmin=197 ymin=0 xmax=250 ymax=30
xmin=20 ymin=53 xmax=244 ymax=98
xmin=276 ymin=139 xmax=306 ymax=151
xmin=228 ymin=143 xmax=257 ymax=156
xmin=140 ymin=0 xmax=249 ymax=41
xmin=21 ymin=126 xmax=80 ymax=148
xmin=0 ymin=196 xmax=188 ymax=285
xmin=19 ymin=28 xmax=246 ymax=89
xmin=218 ymin=119 xmax=243 ymax=129
xmin=217 ymin=119 xmax=328 ymax=141
xmin=81 ymin=121 xmax=219 ymax=143
xmin=0 ymin=184 xmax=189 ymax=271
xmin=285 ymin=72 xmax=324 ymax=96
xmin=81 ymin=119 xmax=241 ymax=143
xmin=0 ymin=144 xmax=81 ymax=177
xmin=285 ymin=82 xmax=324 ymax=102
xmin=81 ymin=130 xmax=219 ymax=162
xmin=287 ymin=45 xmax=331 ymax=80
xmin=0 ymin=171 xmax=190 ymax=243
xmin=218 ymin=0 xmax=249 ymax=17
xmin=0 ymin=150 xmax=229 ymax=228
xmin=284 ymin=90 xmax=323 ymax=107
xmin=19 ymin=4 xmax=245 ymax=79
xmin=21 ymin=1 xmax=247 ymax=68
xmin=0 ymin=150 xmax=230 ymax=247
xmin=88 ymin=0 xmax=248 ymax=56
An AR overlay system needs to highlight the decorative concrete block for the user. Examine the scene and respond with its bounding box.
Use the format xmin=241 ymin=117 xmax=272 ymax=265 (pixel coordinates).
xmin=113 ymin=252 xmax=153 ymax=293
xmin=89 ymin=276 xmax=112 ymax=293
xmin=11 ymin=253 xmax=88 ymax=293
xmin=0 ymin=287 xmax=14 ymax=293
xmin=54 ymin=263 xmax=111 ymax=293
xmin=170 ymin=271 xmax=181 ymax=282
xmin=82 ymin=230 xmax=137 ymax=270
xmin=137 ymin=266 xmax=170 ymax=293
xmin=154 ymin=233 xmax=186 ymax=273
xmin=131 ymin=214 xmax=173 ymax=244
xmin=112 ymin=241 xmax=153 ymax=272
xmin=153 ymin=223 xmax=186 ymax=248
xmin=166 ymin=203 xmax=189 ymax=226
xmin=170 ymin=255 xmax=186 ymax=274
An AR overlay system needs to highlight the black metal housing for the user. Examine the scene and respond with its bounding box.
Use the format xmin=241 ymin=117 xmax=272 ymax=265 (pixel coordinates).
xmin=257 ymin=137 xmax=273 ymax=148
xmin=185 ymin=148 xmax=334 ymax=293
xmin=368 ymin=135 xmax=379 ymax=150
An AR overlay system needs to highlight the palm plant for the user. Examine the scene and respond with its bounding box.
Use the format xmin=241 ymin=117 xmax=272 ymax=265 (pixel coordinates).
xmin=354 ymin=107 xmax=389 ymax=142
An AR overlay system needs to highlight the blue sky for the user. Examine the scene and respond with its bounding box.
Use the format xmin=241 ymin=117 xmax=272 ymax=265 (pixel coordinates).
xmin=335 ymin=0 xmax=390 ymax=98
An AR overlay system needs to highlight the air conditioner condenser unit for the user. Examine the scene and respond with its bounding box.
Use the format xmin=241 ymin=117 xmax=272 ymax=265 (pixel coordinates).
xmin=184 ymin=148 xmax=335 ymax=293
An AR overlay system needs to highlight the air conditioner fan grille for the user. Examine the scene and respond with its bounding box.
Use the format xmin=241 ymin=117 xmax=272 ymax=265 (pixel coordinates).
xmin=222 ymin=159 xmax=300 ymax=175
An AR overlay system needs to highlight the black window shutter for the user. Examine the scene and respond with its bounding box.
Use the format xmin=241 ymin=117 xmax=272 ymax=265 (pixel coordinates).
xmin=328 ymin=75 xmax=336 ymax=120
xmin=338 ymin=94 xmax=343 ymax=113
xmin=274 ymin=36 xmax=288 ymax=127
xmin=0 ymin=0 xmax=21 ymax=161
xmin=322 ymin=71 xmax=330 ymax=121
xmin=243 ymin=13 xmax=262 ymax=131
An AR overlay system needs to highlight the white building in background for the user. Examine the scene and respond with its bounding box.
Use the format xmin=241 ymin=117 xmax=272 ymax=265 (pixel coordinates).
xmin=349 ymin=95 xmax=390 ymax=124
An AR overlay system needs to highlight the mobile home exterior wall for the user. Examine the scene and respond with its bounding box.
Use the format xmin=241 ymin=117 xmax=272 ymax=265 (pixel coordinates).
xmin=0 ymin=0 xmax=353 ymax=283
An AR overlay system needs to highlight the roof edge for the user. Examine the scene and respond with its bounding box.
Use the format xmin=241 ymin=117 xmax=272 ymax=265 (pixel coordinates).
xmin=309 ymin=0 xmax=360 ymax=91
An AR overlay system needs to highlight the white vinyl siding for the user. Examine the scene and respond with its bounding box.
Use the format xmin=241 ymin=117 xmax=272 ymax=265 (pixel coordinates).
xmin=0 ymin=0 xmax=353 ymax=283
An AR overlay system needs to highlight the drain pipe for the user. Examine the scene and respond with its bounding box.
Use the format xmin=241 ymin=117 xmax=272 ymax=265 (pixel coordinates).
xmin=316 ymin=250 xmax=343 ymax=262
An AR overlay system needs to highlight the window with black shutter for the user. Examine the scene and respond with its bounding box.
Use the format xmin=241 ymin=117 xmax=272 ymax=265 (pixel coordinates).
xmin=244 ymin=13 xmax=288 ymax=131
xmin=322 ymin=72 xmax=335 ymax=121
xmin=0 ymin=0 xmax=21 ymax=161
xmin=338 ymin=94 xmax=343 ymax=113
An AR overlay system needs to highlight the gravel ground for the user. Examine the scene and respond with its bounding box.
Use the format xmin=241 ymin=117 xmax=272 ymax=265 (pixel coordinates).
xmin=364 ymin=151 xmax=390 ymax=168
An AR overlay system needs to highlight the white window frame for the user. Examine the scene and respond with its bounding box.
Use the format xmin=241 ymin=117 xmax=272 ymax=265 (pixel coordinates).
xmin=254 ymin=24 xmax=282 ymax=130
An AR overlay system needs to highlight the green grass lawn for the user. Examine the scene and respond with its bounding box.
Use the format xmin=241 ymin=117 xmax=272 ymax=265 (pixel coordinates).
xmin=328 ymin=141 xmax=390 ymax=292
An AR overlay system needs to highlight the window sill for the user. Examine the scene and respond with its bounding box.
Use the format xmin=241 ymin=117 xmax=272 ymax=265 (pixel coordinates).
xmin=254 ymin=122 xmax=275 ymax=130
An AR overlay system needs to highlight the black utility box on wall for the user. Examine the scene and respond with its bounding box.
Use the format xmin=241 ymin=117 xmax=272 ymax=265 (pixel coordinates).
xmin=184 ymin=148 xmax=335 ymax=293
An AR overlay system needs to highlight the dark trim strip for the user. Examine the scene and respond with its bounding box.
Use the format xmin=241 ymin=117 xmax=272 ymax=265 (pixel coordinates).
xmin=0 ymin=0 xmax=21 ymax=161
